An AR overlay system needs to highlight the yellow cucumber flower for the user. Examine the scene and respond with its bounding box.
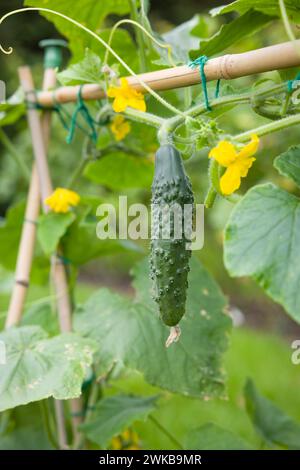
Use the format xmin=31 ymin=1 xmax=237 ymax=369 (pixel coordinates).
xmin=45 ymin=188 xmax=80 ymax=213
xmin=107 ymin=77 xmax=146 ymax=113
xmin=110 ymin=115 xmax=131 ymax=141
xmin=209 ymin=134 xmax=259 ymax=195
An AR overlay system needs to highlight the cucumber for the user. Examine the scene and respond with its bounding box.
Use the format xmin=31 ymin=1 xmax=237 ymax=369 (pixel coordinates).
xmin=150 ymin=144 xmax=194 ymax=327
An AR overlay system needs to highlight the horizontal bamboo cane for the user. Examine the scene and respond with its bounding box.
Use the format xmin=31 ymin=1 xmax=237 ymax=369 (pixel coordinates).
xmin=36 ymin=40 xmax=300 ymax=107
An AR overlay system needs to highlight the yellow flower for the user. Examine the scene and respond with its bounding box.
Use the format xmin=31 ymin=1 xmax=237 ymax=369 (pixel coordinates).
xmin=45 ymin=188 xmax=80 ymax=213
xmin=110 ymin=429 xmax=141 ymax=450
xmin=209 ymin=134 xmax=259 ymax=195
xmin=107 ymin=77 xmax=146 ymax=113
xmin=110 ymin=115 xmax=131 ymax=141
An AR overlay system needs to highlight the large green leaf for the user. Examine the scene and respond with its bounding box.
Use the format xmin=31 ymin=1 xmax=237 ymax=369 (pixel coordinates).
xmin=74 ymin=257 xmax=231 ymax=398
xmin=190 ymin=10 xmax=272 ymax=59
xmin=244 ymin=379 xmax=300 ymax=449
xmin=224 ymin=183 xmax=300 ymax=323
xmin=0 ymin=326 xmax=96 ymax=412
xmin=274 ymin=145 xmax=300 ymax=187
xmin=62 ymin=217 xmax=137 ymax=266
xmin=0 ymin=403 xmax=52 ymax=450
xmin=185 ymin=423 xmax=253 ymax=450
xmin=25 ymin=0 xmax=131 ymax=57
xmin=21 ymin=303 xmax=60 ymax=337
xmin=57 ymin=49 xmax=104 ymax=85
xmin=211 ymin=0 xmax=300 ymax=22
xmin=37 ymin=211 xmax=75 ymax=256
xmin=81 ymin=394 xmax=158 ymax=448
xmin=84 ymin=152 xmax=154 ymax=190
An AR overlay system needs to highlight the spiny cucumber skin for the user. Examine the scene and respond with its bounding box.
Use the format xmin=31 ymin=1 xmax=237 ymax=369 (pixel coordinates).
xmin=150 ymin=144 xmax=194 ymax=327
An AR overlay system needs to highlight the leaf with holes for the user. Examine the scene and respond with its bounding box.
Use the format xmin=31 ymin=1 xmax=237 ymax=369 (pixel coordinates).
xmin=74 ymin=257 xmax=231 ymax=398
xmin=0 ymin=326 xmax=97 ymax=412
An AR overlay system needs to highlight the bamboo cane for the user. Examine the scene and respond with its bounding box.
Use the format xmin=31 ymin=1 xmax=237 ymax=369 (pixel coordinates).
xmin=5 ymin=67 xmax=56 ymax=329
xmin=18 ymin=65 xmax=83 ymax=445
xmin=35 ymin=40 xmax=300 ymax=107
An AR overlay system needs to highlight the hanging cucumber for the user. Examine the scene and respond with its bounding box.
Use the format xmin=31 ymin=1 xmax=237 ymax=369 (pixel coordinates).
xmin=150 ymin=144 xmax=194 ymax=345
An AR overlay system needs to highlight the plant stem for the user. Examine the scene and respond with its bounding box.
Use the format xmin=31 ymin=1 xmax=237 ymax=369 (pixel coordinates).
xmin=0 ymin=411 xmax=11 ymax=435
xmin=204 ymin=186 xmax=217 ymax=208
xmin=279 ymin=0 xmax=297 ymax=43
xmin=129 ymin=0 xmax=147 ymax=72
xmin=235 ymin=113 xmax=300 ymax=142
xmin=280 ymin=93 xmax=291 ymax=116
xmin=75 ymin=381 xmax=100 ymax=450
xmin=124 ymin=107 xmax=163 ymax=127
xmin=67 ymin=136 xmax=90 ymax=188
xmin=39 ymin=400 xmax=59 ymax=450
xmin=149 ymin=415 xmax=184 ymax=450
xmin=0 ymin=127 xmax=30 ymax=180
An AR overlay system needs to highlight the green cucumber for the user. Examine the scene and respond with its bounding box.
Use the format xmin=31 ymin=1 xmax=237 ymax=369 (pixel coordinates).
xmin=150 ymin=144 xmax=194 ymax=327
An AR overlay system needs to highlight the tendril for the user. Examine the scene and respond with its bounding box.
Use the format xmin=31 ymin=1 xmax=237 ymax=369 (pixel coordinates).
xmin=0 ymin=7 xmax=186 ymax=118
xmin=103 ymin=19 xmax=177 ymax=68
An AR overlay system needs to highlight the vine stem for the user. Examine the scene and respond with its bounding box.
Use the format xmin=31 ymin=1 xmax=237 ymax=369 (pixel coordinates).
xmin=149 ymin=416 xmax=184 ymax=450
xmin=0 ymin=127 xmax=30 ymax=180
xmin=0 ymin=7 xmax=185 ymax=118
xmin=103 ymin=19 xmax=175 ymax=70
xmin=39 ymin=400 xmax=59 ymax=450
xmin=235 ymin=113 xmax=300 ymax=142
xmin=129 ymin=0 xmax=147 ymax=72
xmin=278 ymin=0 xmax=298 ymax=44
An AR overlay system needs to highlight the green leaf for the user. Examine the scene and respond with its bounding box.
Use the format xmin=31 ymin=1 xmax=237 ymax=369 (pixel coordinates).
xmin=244 ymin=379 xmax=300 ymax=449
xmin=84 ymin=152 xmax=154 ymax=190
xmin=185 ymin=423 xmax=253 ymax=450
xmin=0 ymin=202 xmax=25 ymax=271
xmin=190 ymin=10 xmax=272 ymax=59
xmin=62 ymin=217 xmax=137 ymax=266
xmin=156 ymin=15 xmax=204 ymax=65
xmin=81 ymin=394 xmax=158 ymax=448
xmin=0 ymin=403 xmax=52 ymax=450
xmin=224 ymin=183 xmax=300 ymax=323
xmin=57 ymin=49 xmax=104 ymax=85
xmin=37 ymin=211 xmax=75 ymax=256
xmin=274 ymin=145 xmax=300 ymax=187
xmin=21 ymin=303 xmax=60 ymax=337
xmin=25 ymin=0 xmax=131 ymax=58
xmin=74 ymin=257 xmax=231 ymax=398
xmin=0 ymin=326 xmax=96 ymax=412
xmin=0 ymin=89 xmax=25 ymax=127
xmin=211 ymin=1 xmax=300 ymax=22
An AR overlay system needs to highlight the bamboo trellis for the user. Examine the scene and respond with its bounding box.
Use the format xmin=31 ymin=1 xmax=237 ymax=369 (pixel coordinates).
xmin=36 ymin=40 xmax=300 ymax=107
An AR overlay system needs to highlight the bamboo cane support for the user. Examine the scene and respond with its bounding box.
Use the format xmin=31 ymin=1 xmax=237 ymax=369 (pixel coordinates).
xmin=5 ymin=68 xmax=56 ymax=329
xmin=18 ymin=65 xmax=83 ymax=443
xmin=36 ymin=40 xmax=300 ymax=106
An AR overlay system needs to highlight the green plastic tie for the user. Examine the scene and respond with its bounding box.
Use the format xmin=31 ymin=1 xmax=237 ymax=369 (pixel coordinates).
xmin=215 ymin=79 xmax=221 ymax=99
xmin=287 ymin=71 xmax=300 ymax=93
xmin=189 ymin=55 xmax=211 ymax=111
xmin=66 ymin=85 xmax=98 ymax=144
